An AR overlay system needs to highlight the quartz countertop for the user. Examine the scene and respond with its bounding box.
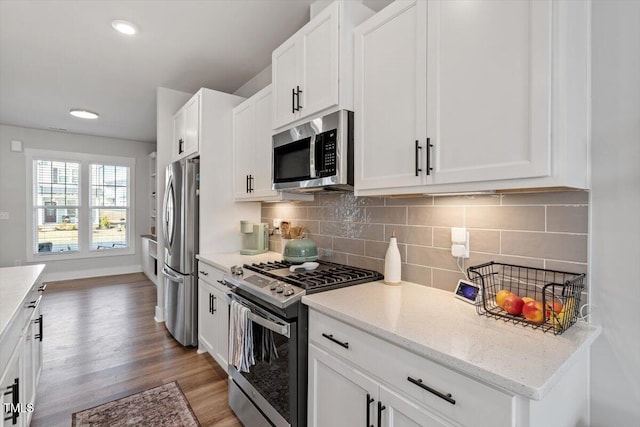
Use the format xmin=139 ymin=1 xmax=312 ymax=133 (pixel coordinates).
xmin=302 ymin=280 xmax=601 ymax=400
xmin=0 ymin=264 xmax=46 ymax=338
xmin=197 ymin=251 xmax=284 ymax=273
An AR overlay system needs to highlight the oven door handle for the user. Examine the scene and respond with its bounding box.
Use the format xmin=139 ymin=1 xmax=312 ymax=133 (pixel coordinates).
xmin=247 ymin=311 xmax=290 ymax=338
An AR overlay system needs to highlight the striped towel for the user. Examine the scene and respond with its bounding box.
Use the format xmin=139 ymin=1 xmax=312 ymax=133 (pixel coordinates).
xmin=229 ymin=300 xmax=255 ymax=373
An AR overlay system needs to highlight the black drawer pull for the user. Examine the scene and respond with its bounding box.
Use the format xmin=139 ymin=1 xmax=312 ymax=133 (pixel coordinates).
xmin=38 ymin=283 xmax=47 ymax=292
xmin=366 ymin=393 xmax=374 ymax=427
xmin=27 ymin=300 xmax=37 ymax=309
xmin=377 ymin=401 xmax=386 ymax=427
xmin=217 ymin=280 xmax=225 ymax=285
xmin=321 ymin=333 xmax=349 ymax=349
xmin=407 ymin=376 xmax=456 ymax=405
xmin=199 ymin=270 xmax=209 ymax=276
xmin=3 ymin=377 xmax=19 ymax=424
xmin=34 ymin=314 xmax=43 ymax=341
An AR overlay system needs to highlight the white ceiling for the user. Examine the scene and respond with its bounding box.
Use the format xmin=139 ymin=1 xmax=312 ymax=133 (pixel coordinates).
xmin=0 ymin=0 xmax=333 ymax=143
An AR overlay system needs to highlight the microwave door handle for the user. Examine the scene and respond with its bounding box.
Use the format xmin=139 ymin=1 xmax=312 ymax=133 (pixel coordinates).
xmin=309 ymin=134 xmax=316 ymax=178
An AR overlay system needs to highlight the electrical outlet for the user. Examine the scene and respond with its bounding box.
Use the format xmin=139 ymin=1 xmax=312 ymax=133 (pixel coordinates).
xmin=0 ymin=211 xmax=9 ymax=220
xmin=451 ymin=227 xmax=470 ymax=258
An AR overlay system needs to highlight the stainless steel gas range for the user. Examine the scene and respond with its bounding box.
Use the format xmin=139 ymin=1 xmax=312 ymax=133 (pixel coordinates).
xmin=223 ymin=260 xmax=383 ymax=427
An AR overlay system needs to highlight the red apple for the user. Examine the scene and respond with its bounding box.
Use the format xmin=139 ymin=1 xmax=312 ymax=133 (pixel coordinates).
xmin=522 ymin=300 xmax=544 ymax=323
xmin=545 ymin=301 xmax=563 ymax=317
xmin=495 ymin=290 xmax=514 ymax=309
xmin=502 ymin=294 xmax=524 ymax=315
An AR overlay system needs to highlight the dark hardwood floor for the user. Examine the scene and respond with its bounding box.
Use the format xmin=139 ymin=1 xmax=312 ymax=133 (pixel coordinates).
xmin=31 ymin=273 xmax=242 ymax=426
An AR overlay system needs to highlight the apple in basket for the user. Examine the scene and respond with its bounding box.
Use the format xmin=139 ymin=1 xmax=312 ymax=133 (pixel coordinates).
xmin=522 ymin=300 xmax=544 ymax=323
xmin=502 ymin=294 xmax=524 ymax=315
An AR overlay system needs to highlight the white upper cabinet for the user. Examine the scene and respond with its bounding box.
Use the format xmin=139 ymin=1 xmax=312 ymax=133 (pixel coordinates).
xmin=272 ymin=0 xmax=374 ymax=131
xmin=233 ymin=85 xmax=313 ymax=202
xmin=354 ymin=0 xmax=589 ymax=196
xmin=172 ymin=92 xmax=200 ymax=161
xmin=355 ymin=0 xmax=427 ymax=191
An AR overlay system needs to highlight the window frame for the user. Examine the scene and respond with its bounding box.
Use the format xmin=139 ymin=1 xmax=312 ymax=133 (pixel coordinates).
xmin=25 ymin=149 xmax=136 ymax=262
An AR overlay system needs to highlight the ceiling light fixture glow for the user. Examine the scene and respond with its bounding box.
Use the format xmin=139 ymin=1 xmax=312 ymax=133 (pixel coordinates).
xmin=69 ymin=109 xmax=99 ymax=119
xmin=111 ymin=20 xmax=138 ymax=35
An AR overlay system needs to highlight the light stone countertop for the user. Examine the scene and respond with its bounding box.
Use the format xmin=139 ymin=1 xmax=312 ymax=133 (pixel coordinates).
xmin=0 ymin=264 xmax=46 ymax=338
xmin=302 ymin=280 xmax=601 ymax=401
xmin=197 ymin=251 xmax=284 ymax=273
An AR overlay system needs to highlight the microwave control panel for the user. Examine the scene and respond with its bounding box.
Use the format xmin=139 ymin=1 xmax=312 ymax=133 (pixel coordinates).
xmin=315 ymin=129 xmax=337 ymax=177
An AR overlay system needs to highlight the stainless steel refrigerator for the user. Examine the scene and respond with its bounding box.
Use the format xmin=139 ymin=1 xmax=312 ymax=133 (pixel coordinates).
xmin=162 ymin=157 xmax=199 ymax=346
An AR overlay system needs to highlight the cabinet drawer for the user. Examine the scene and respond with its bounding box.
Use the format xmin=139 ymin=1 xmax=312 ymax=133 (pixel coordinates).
xmin=309 ymin=309 xmax=515 ymax=427
xmin=197 ymin=261 xmax=226 ymax=290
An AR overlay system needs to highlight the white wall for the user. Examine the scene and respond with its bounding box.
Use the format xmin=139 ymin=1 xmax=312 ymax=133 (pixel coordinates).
xmin=590 ymin=1 xmax=640 ymax=424
xmin=233 ymin=65 xmax=272 ymax=98
xmin=154 ymin=87 xmax=193 ymax=321
xmin=0 ymin=124 xmax=154 ymax=281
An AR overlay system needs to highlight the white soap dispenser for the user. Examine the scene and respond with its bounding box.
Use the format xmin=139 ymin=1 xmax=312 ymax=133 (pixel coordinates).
xmin=384 ymin=231 xmax=401 ymax=286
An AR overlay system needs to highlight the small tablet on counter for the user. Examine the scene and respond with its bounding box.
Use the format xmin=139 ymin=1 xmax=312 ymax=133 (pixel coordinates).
xmin=454 ymin=279 xmax=480 ymax=304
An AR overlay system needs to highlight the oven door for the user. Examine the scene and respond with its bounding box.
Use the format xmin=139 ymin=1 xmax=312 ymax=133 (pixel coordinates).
xmin=228 ymin=293 xmax=297 ymax=427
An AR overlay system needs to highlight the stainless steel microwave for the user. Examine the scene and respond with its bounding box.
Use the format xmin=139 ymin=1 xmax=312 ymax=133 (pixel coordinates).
xmin=272 ymin=110 xmax=353 ymax=192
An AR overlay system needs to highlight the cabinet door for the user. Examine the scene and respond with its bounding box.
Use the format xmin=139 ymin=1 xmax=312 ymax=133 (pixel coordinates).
xmin=379 ymin=385 xmax=453 ymax=427
xmin=427 ymin=0 xmax=551 ymax=184
xmin=197 ymin=281 xmax=216 ymax=353
xmin=272 ymin=37 xmax=300 ymax=129
xmin=173 ymin=107 xmax=186 ymax=161
xmin=182 ymin=94 xmax=200 ymax=159
xmin=298 ymin=2 xmax=340 ymax=122
xmin=211 ymin=284 xmax=229 ymax=371
xmin=1 ymin=340 xmax=23 ymax=427
xmin=308 ymin=344 xmax=378 ymax=427
xmin=354 ymin=0 xmax=428 ymax=191
xmin=233 ymin=100 xmax=255 ymax=199
xmin=251 ymin=87 xmax=278 ymax=198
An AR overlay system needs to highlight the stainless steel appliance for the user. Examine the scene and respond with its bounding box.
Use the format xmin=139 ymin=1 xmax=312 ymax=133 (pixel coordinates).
xmin=224 ymin=260 xmax=383 ymax=427
xmin=162 ymin=157 xmax=199 ymax=346
xmin=272 ymin=110 xmax=353 ymax=192
xmin=240 ymin=221 xmax=269 ymax=255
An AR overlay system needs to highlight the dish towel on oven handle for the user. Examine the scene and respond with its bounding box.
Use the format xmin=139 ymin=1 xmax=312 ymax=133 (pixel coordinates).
xmin=229 ymin=300 xmax=255 ymax=373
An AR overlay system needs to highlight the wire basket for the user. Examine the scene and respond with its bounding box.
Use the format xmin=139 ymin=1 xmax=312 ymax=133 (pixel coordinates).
xmin=467 ymin=262 xmax=585 ymax=335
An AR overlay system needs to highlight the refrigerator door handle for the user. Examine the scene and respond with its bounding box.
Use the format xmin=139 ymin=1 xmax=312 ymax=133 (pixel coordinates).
xmin=161 ymin=266 xmax=184 ymax=283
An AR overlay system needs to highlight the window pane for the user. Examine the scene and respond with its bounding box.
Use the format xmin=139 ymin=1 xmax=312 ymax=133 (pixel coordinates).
xmin=91 ymin=209 xmax=128 ymax=250
xmin=91 ymin=164 xmax=129 ymax=208
xmin=35 ymin=160 xmax=79 ymax=207
xmin=36 ymin=208 xmax=79 ymax=253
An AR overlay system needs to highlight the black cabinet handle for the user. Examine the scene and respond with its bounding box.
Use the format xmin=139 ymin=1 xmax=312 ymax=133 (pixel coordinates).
xmin=34 ymin=314 xmax=43 ymax=341
xmin=3 ymin=377 xmax=19 ymax=424
xmin=377 ymin=401 xmax=386 ymax=427
xmin=366 ymin=393 xmax=374 ymax=427
xmin=212 ymin=295 xmax=217 ymax=314
xmin=179 ymin=138 xmax=184 ymax=154
xmin=248 ymin=175 xmax=254 ymax=193
xmin=37 ymin=283 xmax=47 ymax=292
xmin=415 ymin=140 xmax=423 ymax=176
xmin=321 ymin=333 xmax=349 ymax=349
xmin=217 ymin=280 xmax=225 ymax=285
xmin=199 ymin=270 xmax=209 ymax=276
xmin=296 ymin=85 xmax=303 ymax=110
xmin=426 ymin=137 xmax=433 ymax=176
xmin=407 ymin=376 xmax=455 ymax=405
xmin=209 ymin=293 xmax=213 ymax=314
xmin=292 ymin=88 xmax=296 ymax=113
xmin=27 ymin=300 xmax=37 ymax=309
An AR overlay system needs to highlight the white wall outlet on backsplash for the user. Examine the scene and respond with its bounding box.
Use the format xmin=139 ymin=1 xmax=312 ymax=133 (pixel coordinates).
xmin=451 ymin=227 xmax=470 ymax=258
xmin=0 ymin=211 xmax=9 ymax=220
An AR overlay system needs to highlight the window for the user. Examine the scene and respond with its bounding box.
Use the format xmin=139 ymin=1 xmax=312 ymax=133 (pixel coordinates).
xmin=26 ymin=149 xmax=135 ymax=261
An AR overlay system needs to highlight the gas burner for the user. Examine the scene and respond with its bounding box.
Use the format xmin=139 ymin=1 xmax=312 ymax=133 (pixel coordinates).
xmin=242 ymin=260 xmax=383 ymax=293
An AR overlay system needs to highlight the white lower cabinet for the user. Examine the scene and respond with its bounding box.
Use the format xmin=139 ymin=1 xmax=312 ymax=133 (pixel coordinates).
xmin=308 ymin=308 xmax=590 ymax=427
xmin=197 ymin=261 xmax=229 ymax=372
xmin=308 ymin=309 xmax=515 ymax=427
xmin=309 ymin=344 xmax=451 ymax=427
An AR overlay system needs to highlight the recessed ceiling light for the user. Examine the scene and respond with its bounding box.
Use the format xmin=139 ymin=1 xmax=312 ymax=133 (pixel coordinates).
xmin=70 ymin=109 xmax=99 ymax=119
xmin=111 ymin=19 xmax=138 ymax=35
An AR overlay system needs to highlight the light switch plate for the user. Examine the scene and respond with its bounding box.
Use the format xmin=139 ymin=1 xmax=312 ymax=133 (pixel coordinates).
xmin=0 ymin=212 xmax=9 ymax=220
xmin=10 ymin=140 xmax=23 ymax=152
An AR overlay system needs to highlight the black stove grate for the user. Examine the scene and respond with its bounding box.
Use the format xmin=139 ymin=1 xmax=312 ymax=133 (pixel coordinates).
xmin=243 ymin=260 xmax=383 ymax=292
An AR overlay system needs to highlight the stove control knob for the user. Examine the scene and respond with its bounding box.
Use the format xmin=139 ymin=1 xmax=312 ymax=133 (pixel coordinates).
xmin=284 ymin=287 xmax=295 ymax=296
xmin=269 ymin=281 xmax=279 ymax=291
xmin=275 ymin=285 xmax=284 ymax=293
